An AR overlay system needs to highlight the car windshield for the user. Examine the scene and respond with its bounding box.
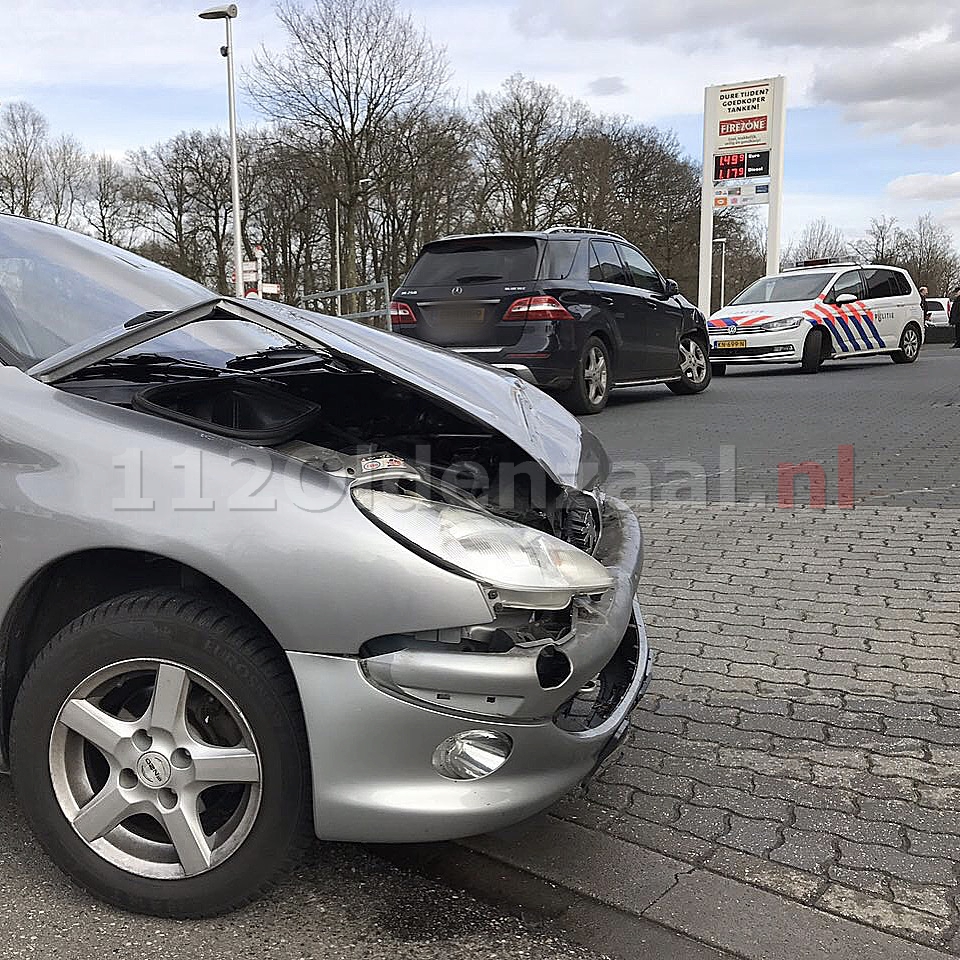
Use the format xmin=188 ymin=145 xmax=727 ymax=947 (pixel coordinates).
xmin=0 ymin=217 xmax=293 ymax=368
xmin=731 ymin=272 xmax=835 ymax=305
xmin=404 ymin=237 xmax=540 ymax=285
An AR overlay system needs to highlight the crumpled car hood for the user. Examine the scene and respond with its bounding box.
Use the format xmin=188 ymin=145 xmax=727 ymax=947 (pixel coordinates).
xmin=29 ymin=297 xmax=609 ymax=491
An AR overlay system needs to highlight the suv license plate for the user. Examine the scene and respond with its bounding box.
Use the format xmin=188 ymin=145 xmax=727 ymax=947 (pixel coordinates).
xmin=440 ymin=308 xmax=485 ymax=323
xmin=717 ymin=339 xmax=747 ymax=349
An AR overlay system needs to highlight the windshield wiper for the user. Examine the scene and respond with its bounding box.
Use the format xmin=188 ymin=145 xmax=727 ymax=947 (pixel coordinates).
xmin=65 ymin=352 xmax=233 ymax=380
xmin=124 ymin=310 xmax=172 ymax=329
xmin=229 ymin=346 xmax=353 ymax=374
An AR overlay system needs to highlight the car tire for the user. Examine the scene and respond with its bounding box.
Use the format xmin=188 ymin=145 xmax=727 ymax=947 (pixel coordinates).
xmin=10 ymin=589 xmax=312 ymax=918
xmin=800 ymin=328 xmax=824 ymax=374
xmin=668 ymin=335 xmax=712 ymax=395
xmin=561 ymin=336 xmax=611 ymax=415
xmin=892 ymin=322 xmax=922 ymax=363
xmin=711 ymin=362 xmax=727 ymax=376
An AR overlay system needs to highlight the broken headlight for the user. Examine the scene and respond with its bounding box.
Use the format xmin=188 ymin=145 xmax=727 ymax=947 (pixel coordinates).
xmin=352 ymin=487 xmax=613 ymax=607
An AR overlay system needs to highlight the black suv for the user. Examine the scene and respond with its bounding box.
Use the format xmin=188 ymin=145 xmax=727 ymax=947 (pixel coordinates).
xmin=390 ymin=227 xmax=710 ymax=414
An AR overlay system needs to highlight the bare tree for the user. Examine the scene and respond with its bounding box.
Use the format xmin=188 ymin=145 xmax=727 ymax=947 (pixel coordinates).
xmin=896 ymin=213 xmax=960 ymax=295
xmin=787 ymin=217 xmax=849 ymax=264
xmin=128 ymin=134 xmax=204 ymax=281
xmin=851 ymin=215 xmax=899 ymax=264
xmin=474 ymin=74 xmax=587 ymax=230
xmin=183 ymin=130 xmax=233 ymax=292
xmin=247 ymin=0 xmax=449 ymax=301
xmin=358 ymin=108 xmax=478 ymax=288
xmin=85 ymin=154 xmax=141 ymax=245
xmin=0 ymin=102 xmax=49 ymax=218
xmin=42 ymin=134 xmax=87 ymax=227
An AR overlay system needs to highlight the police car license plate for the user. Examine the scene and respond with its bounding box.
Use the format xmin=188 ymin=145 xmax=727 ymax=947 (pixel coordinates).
xmin=717 ymin=339 xmax=747 ymax=349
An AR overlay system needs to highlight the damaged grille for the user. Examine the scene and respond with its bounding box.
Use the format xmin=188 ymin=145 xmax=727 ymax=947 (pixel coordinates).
xmin=553 ymin=616 xmax=641 ymax=732
xmin=561 ymin=492 xmax=601 ymax=554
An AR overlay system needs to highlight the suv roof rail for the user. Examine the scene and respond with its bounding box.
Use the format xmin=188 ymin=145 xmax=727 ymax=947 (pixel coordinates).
xmin=545 ymin=225 xmax=628 ymax=242
xmin=783 ymin=258 xmax=858 ymax=271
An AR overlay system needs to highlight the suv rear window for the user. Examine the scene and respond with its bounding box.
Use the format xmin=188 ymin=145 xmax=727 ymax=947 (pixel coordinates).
xmin=404 ymin=238 xmax=539 ymax=286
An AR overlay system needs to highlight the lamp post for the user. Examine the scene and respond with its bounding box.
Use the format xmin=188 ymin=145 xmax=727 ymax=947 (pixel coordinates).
xmin=199 ymin=4 xmax=242 ymax=298
xmin=713 ymin=237 xmax=727 ymax=309
xmin=332 ymin=176 xmax=373 ymax=315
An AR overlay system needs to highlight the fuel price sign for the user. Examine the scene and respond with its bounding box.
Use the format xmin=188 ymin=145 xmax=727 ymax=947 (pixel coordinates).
xmin=713 ymin=150 xmax=771 ymax=182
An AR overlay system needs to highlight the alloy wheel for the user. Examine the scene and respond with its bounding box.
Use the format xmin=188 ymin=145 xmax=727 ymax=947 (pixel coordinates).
xmin=680 ymin=338 xmax=707 ymax=383
xmin=902 ymin=326 xmax=920 ymax=359
xmin=48 ymin=658 xmax=262 ymax=880
xmin=583 ymin=345 xmax=609 ymax=405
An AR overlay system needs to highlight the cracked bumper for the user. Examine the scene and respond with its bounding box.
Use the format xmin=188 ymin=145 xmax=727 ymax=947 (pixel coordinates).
xmin=287 ymin=496 xmax=651 ymax=843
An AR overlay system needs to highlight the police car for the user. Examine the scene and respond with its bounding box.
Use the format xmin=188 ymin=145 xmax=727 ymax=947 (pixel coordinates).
xmin=708 ymin=261 xmax=924 ymax=374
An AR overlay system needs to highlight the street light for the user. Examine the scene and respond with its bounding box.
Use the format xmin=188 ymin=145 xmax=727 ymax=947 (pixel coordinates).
xmin=333 ymin=176 xmax=374 ymax=315
xmin=199 ymin=4 xmax=242 ymax=298
xmin=713 ymin=237 xmax=728 ymax=309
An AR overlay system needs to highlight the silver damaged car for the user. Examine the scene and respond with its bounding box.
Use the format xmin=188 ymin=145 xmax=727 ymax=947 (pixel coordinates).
xmin=0 ymin=216 xmax=650 ymax=916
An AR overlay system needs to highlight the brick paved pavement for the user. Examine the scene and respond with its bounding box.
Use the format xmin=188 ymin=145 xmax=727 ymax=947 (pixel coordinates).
xmin=552 ymin=502 xmax=960 ymax=955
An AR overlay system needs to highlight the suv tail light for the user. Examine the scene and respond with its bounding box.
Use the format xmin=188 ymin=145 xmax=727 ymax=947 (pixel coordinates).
xmin=503 ymin=296 xmax=575 ymax=322
xmin=390 ymin=301 xmax=417 ymax=326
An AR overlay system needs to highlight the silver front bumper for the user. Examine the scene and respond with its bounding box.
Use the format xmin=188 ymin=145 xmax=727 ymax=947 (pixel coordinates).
xmin=288 ymin=496 xmax=650 ymax=843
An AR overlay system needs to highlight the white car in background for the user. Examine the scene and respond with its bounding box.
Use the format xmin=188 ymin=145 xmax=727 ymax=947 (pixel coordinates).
xmin=924 ymin=297 xmax=952 ymax=327
xmin=708 ymin=261 xmax=924 ymax=374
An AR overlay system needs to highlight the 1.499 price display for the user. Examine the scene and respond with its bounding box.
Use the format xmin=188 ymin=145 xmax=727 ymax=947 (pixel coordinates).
xmin=713 ymin=150 xmax=771 ymax=182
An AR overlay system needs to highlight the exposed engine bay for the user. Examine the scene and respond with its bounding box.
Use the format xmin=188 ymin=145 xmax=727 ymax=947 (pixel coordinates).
xmin=59 ymin=358 xmax=601 ymax=547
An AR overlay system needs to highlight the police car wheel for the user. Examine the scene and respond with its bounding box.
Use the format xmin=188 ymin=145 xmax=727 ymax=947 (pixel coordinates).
xmin=668 ymin=336 xmax=712 ymax=395
xmin=800 ymin=329 xmax=824 ymax=374
xmin=711 ymin=363 xmax=727 ymax=376
xmin=892 ymin=323 xmax=921 ymax=364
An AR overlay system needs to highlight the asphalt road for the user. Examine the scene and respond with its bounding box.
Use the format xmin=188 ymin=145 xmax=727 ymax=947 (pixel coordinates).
xmin=590 ymin=343 xmax=960 ymax=509
xmin=0 ymin=775 xmax=594 ymax=960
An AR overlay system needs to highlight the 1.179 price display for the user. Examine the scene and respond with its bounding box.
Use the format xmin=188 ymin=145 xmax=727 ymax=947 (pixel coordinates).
xmin=714 ymin=150 xmax=770 ymax=181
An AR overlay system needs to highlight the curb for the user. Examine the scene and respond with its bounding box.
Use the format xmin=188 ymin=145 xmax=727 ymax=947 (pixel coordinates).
xmin=377 ymin=837 xmax=735 ymax=960
xmin=379 ymin=815 xmax=953 ymax=960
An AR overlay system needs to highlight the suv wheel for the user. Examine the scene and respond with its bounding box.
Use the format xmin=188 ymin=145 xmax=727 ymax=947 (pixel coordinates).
xmin=562 ymin=336 xmax=611 ymax=415
xmin=11 ymin=589 xmax=311 ymax=918
xmin=892 ymin=323 xmax=921 ymax=363
xmin=668 ymin=335 xmax=712 ymax=395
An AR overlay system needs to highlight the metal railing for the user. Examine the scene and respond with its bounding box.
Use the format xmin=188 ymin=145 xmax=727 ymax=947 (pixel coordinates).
xmin=300 ymin=279 xmax=391 ymax=330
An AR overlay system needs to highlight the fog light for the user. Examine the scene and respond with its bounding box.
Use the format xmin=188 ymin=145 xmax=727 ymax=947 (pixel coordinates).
xmin=432 ymin=730 xmax=513 ymax=781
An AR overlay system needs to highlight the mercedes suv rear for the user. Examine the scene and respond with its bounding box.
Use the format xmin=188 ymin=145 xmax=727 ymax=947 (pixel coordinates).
xmin=390 ymin=227 xmax=711 ymax=414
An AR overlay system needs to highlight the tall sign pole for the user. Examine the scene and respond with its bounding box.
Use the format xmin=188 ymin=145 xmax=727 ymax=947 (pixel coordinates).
xmin=699 ymin=76 xmax=786 ymax=315
xmin=697 ymin=87 xmax=721 ymax=314
xmin=765 ymin=78 xmax=787 ymax=277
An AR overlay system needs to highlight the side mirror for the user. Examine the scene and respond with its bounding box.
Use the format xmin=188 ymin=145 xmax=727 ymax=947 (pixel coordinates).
xmin=664 ymin=278 xmax=680 ymax=297
xmin=835 ymin=293 xmax=858 ymax=305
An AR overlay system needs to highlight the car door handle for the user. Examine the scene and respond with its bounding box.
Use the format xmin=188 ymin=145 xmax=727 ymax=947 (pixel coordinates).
xmin=600 ymin=296 xmax=614 ymax=305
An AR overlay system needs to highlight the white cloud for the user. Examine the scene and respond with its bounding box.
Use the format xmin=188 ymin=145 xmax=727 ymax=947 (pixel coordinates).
xmin=0 ymin=0 xmax=283 ymax=91
xmin=510 ymin=0 xmax=960 ymax=143
xmin=888 ymin=172 xmax=960 ymax=202
xmin=810 ymin=37 xmax=960 ymax=144
xmin=512 ymin=0 xmax=951 ymax=48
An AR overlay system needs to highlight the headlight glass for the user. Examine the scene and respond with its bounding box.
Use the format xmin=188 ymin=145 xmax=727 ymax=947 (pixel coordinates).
xmin=352 ymin=487 xmax=613 ymax=598
xmin=755 ymin=315 xmax=803 ymax=332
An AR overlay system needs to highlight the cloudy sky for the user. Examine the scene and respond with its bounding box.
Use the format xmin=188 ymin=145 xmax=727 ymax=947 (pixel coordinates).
xmin=3 ymin=0 xmax=959 ymax=246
